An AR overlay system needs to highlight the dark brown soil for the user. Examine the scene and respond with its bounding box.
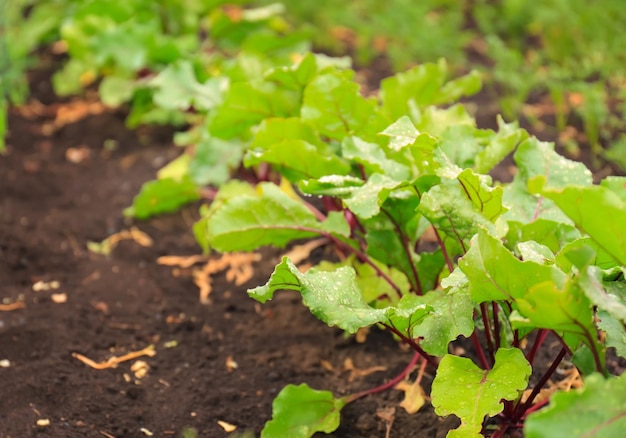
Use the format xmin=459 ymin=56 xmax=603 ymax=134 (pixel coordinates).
xmin=0 ymin=64 xmax=463 ymax=438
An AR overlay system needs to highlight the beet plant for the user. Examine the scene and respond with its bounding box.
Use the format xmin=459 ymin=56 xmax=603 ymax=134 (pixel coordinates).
xmin=196 ymin=57 xmax=626 ymax=437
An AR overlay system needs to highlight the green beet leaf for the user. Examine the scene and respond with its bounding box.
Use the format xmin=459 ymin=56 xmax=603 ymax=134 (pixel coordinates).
xmin=124 ymin=177 xmax=200 ymax=220
xmin=431 ymin=348 xmax=531 ymax=438
xmin=365 ymin=229 xmax=419 ymax=293
xmin=379 ymin=115 xmax=420 ymax=151
xmin=149 ymin=60 xmax=225 ymax=111
xmin=459 ymin=230 xmax=567 ymax=303
xmin=343 ymin=173 xmax=404 ymax=219
xmin=412 ymin=288 xmax=475 ymax=357
xmin=457 ymin=169 xmax=508 ymax=222
xmin=246 ymin=117 xmax=352 ymax=180
xmin=264 ymin=52 xmax=318 ymax=90
xmin=555 ymin=237 xmax=619 ymax=272
xmin=511 ymin=271 xmax=598 ymax=353
xmin=248 ymin=257 xmax=430 ymax=334
xmin=505 ymin=219 xmax=581 ymax=254
xmin=261 ymin=384 xmax=345 ymax=438
xmin=597 ymin=310 xmax=626 ymax=358
xmin=189 ymin=135 xmax=245 ymax=186
xmin=380 ymin=60 xmax=479 ymax=120
xmin=473 ymin=117 xmax=528 ymax=174
xmin=301 ymin=71 xmax=389 ymax=141
xmin=524 ymin=373 xmax=626 ymax=438
xmin=578 ymin=268 xmax=626 ymax=322
xmin=342 ymin=136 xmax=410 ymax=179
xmin=529 ymin=177 xmax=626 ymax=266
xmin=502 ymin=138 xmax=592 ymax=224
xmin=209 ymin=81 xmax=298 ymax=139
xmin=418 ymin=169 xmax=506 ymax=248
xmin=205 ymin=183 xmax=349 ymax=252
xmin=99 ymin=75 xmax=136 ymax=107
xmin=600 ymin=176 xmax=626 ymax=202
xmin=299 ymin=175 xmax=364 ymax=198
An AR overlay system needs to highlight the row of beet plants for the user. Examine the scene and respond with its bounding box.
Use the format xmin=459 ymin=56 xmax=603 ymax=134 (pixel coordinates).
xmin=17 ymin=1 xmax=625 ymax=437
xmin=186 ymin=49 xmax=626 ymax=438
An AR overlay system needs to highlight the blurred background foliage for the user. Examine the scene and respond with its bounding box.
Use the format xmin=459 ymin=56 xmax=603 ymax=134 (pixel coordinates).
xmin=2 ymin=0 xmax=625 ymax=168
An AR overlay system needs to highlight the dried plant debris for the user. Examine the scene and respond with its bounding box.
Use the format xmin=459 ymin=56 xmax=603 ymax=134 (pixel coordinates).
xmin=158 ymin=252 xmax=261 ymax=303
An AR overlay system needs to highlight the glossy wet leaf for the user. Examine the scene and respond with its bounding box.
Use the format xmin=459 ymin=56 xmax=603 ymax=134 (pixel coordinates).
xmin=460 ymin=230 xmax=567 ymax=303
xmin=205 ymin=183 xmax=349 ymax=252
xmin=261 ymin=384 xmax=345 ymax=438
xmin=503 ymin=138 xmax=592 ymax=224
xmin=342 ymin=136 xmax=410 ymax=179
xmin=525 ymin=373 xmax=626 ymax=438
xmin=343 ymin=173 xmax=404 ymax=219
xmin=577 ymin=268 xmax=626 ymax=322
xmin=245 ymin=138 xmax=350 ymax=182
xmin=248 ymin=258 xmax=430 ymax=333
xmin=511 ymin=272 xmax=598 ymax=352
xmin=379 ymin=116 xmax=420 ymax=151
xmin=299 ymin=175 xmax=364 ymax=198
xmin=431 ymin=348 xmax=531 ymax=438
xmin=412 ymin=288 xmax=475 ymax=356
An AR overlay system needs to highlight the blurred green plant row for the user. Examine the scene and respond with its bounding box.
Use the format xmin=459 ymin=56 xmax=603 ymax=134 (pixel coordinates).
xmin=2 ymin=0 xmax=625 ymax=166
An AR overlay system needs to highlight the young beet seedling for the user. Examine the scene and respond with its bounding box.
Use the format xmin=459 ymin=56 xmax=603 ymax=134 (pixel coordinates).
xmin=198 ymin=58 xmax=626 ymax=437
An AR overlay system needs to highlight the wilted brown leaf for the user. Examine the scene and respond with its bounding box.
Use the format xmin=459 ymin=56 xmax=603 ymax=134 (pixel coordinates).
xmin=395 ymin=378 xmax=427 ymax=414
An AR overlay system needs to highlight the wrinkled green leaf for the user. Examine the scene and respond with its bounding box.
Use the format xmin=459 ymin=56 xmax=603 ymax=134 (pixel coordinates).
xmin=261 ymin=384 xmax=345 ymax=438
xmin=597 ymin=311 xmax=626 ymax=358
xmin=301 ymin=71 xmax=388 ymax=141
xmin=525 ymin=373 xmax=626 ymax=438
xmin=503 ymin=138 xmax=593 ymax=224
xmin=511 ymin=272 xmax=598 ymax=352
xmin=418 ymin=170 xmax=505 ymax=247
xmin=344 ymin=173 xmax=404 ymax=219
xmin=209 ymin=81 xmax=298 ymax=139
xmin=264 ymin=52 xmax=318 ymax=90
xmin=248 ymin=257 xmax=430 ymax=333
xmin=432 ymin=348 xmax=531 ymax=438
xmin=529 ymin=178 xmax=626 ymax=266
xmin=413 ymin=288 xmax=475 ymax=356
xmin=379 ymin=116 xmax=420 ymax=151
xmin=473 ymin=117 xmax=528 ymax=174
xmin=460 ymin=230 xmax=566 ymax=303
xmin=342 ymin=136 xmax=410 ymax=179
xmin=505 ymin=220 xmax=581 ymax=254
xmin=205 ymin=183 xmax=349 ymax=251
